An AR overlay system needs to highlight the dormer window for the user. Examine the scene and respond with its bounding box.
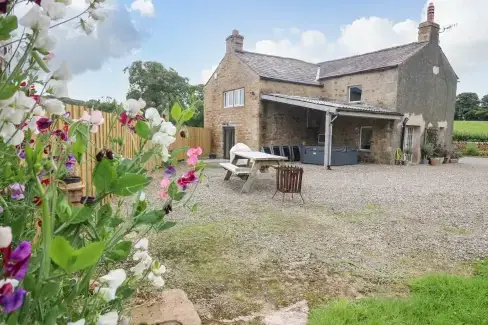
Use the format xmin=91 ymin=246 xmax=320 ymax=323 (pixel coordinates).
xmin=348 ymin=86 xmax=362 ymax=102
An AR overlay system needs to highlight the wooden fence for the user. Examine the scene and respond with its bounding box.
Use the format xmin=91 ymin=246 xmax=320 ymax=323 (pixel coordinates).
xmin=64 ymin=105 xmax=211 ymax=196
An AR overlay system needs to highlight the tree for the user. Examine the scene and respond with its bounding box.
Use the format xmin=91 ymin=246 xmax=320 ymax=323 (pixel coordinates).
xmin=124 ymin=61 xmax=191 ymax=113
xmin=455 ymin=92 xmax=479 ymax=120
xmin=186 ymin=84 xmax=204 ymax=127
xmin=85 ymin=96 xmax=122 ymax=113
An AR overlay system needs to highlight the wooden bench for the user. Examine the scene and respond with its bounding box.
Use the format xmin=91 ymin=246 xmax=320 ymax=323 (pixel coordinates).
xmin=219 ymin=162 xmax=251 ymax=179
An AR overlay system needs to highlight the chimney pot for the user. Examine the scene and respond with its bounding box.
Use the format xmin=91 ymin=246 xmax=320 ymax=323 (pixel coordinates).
xmin=226 ymin=29 xmax=244 ymax=53
xmin=418 ymin=3 xmax=440 ymax=43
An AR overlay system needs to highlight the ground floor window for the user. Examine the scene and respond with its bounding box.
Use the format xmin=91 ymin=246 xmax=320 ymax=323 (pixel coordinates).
xmin=360 ymin=126 xmax=372 ymax=150
xmin=404 ymin=126 xmax=415 ymax=161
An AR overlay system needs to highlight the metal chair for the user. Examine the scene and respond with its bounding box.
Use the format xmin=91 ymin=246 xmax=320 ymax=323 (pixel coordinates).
xmin=273 ymin=165 xmax=304 ymax=203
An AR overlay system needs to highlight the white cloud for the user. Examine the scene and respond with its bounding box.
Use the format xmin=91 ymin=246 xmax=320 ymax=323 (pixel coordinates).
xmin=201 ymin=0 xmax=488 ymax=95
xmin=130 ymin=0 xmax=154 ymax=17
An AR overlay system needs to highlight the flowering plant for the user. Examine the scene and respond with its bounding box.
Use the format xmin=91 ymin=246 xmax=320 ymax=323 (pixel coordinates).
xmin=0 ymin=1 xmax=204 ymax=324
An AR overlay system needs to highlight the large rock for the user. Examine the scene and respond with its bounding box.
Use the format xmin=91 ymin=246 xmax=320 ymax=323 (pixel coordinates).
xmin=131 ymin=289 xmax=201 ymax=325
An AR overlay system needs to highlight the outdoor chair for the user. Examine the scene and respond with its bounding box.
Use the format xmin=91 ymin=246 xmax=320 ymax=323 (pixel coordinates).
xmin=273 ymin=165 xmax=304 ymax=203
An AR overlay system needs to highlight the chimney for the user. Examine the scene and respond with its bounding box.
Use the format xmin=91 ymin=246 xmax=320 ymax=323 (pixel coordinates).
xmin=226 ymin=30 xmax=244 ymax=53
xmin=418 ymin=2 xmax=440 ymax=43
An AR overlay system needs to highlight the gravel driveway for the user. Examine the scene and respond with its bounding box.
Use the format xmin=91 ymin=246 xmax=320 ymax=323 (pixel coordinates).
xmin=143 ymin=159 xmax=488 ymax=322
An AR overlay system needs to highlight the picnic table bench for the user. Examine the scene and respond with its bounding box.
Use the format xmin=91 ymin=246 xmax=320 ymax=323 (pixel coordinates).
xmin=220 ymin=151 xmax=288 ymax=193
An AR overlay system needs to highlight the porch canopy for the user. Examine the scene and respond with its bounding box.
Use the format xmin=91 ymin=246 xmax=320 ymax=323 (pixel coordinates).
xmin=261 ymin=93 xmax=404 ymax=167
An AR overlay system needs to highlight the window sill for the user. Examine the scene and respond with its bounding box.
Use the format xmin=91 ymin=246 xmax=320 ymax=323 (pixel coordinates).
xmin=359 ymin=149 xmax=371 ymax=152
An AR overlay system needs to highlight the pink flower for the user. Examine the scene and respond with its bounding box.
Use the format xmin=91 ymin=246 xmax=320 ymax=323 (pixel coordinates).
xmin=159 ymin=190 xmax=168 ymax=200
xmin=160 ymin=177 xmax=170 ymax=188
xmin=177 ymin=170 xmax=198 ymax=190
xmin=186 ymin=147 xmax=202 ymax=166
xmin=80 ymin=110 xmax=104 ymax=133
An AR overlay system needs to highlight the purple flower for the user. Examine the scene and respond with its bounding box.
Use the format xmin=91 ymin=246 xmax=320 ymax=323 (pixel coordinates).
xmin=52 ymin=129 xmax=69 ymax=141
xmin=17 ymin=150 xmax=25 ymax=159
xmin=65 ymin=154 xmax=77 ymax=172
xmin=164 ymin=165 xmax=176 ymax=177
xmin=8 ymin=184 xmax=25 ymax=200
xmin=36 ymin=117 xmax=53 ymax=131
xmin=0 ymin=284 xmax=27 ymax=314
xmin=7 ymin=241 xmax=32 ymax=280
xmin=177 ymin=170 xmax=199 ymax=190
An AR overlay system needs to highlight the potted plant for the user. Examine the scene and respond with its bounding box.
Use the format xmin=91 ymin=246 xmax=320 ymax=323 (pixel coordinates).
xmin=420 ymin=143 xmax=433 ymax=164
xmin=58 ymin=154 xmax=85 ymax=206
xmin=403 ymin=147 xmax=413 ymax=162
xmin=430 ymin=144 xmax=444 ymax=166
xmin=442 ymin=146 xmax=450 ymax=164
xmin=450 ymin=151 xmax=461 ymax=163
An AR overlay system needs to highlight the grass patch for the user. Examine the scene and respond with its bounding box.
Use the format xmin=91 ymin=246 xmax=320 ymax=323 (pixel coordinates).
xmin=453 ymin=121 xmax=488 ymax=142
xmin=309 ymin=273 xmax=488 ymax=325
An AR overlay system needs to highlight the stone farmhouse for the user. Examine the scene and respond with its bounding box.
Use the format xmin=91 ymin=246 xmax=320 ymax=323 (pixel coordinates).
xmin=203 ymin=3 xmax=457 ymax=164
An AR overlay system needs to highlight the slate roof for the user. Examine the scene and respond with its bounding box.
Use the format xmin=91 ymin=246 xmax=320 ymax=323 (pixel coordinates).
xmin=234 ymin=51 xmax=321 ymax=86
xmin=263 ymin=93 xmax=404 ymax=116
xmin=234 ymin=42 xmax=428 ymax=85
xmin=317 ymin=42 xmax=428 ymax=79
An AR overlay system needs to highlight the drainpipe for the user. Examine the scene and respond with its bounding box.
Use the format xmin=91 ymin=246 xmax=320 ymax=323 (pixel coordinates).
xmin=328 ymin=115 xmax=338 ymax=170
xmin=400 ymin=118 xmax=409 ymax=151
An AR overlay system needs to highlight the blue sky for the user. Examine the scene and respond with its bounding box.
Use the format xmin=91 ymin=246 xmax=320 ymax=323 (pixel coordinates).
xmin=66 ymin=0 xmax=487 ymax=101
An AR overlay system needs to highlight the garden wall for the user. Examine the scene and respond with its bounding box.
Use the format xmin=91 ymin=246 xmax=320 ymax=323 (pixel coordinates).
xmin=453 ymin=142 xmax=488 ymax=157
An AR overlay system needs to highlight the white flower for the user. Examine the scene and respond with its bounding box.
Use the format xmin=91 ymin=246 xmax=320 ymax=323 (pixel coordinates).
xmin=95 ymin=287 xmax=117 ymax=302
xmin=32 ymin=105 xmax=45 ymax=116
xmin=124 ymin=98 xmax=146 ymax=117
xmin=80 ymin=18 xmax=95 ymax=35
xmin=134 ymin=238 xmax=148 ymax=251
xmin=131 ymin=250 xmax=153 ymax=277
xmin=144 ymin=107 xmax=162 ymax=126
xmin=23 ymin=116 xmax=41 ymax=135
xmin=0 ymin=107 xmax=25 ymax=125
xmin=35 ymin=29 xmax=56 ymax=51
xmin=19 ymin=5 xmax=51 ymax=30
xmin=161 ymin=145 xmax=170 ymax=162
xmin=46 ymin=79 xmax=69 ymax=97
xmin=130 ymin=261 xmax=147 ymax=278
xmin=152 ymin=132 xmax=176 ymax=147
xmin=0 ymin=123 xmax=24 ymax=146
xmin=159 ymin=121 xmax=176 ymax=136
xmin=98 ymin=311 xmax=119 ymax=325
xmin=80 ymin=110 xmax=104 ymax=133
xmin=99 ymin=269 xmax=126 ymax=289
xmin=152 ymin=264 xmax=166 ymax=276
xmin=0 ymin=278 xmax=19 ymax=288
xmin=147 ymin=272 xmax=165 ymax=288
xmin=52 ymin=61 xmax=72 ymax=81
xmin=139 ymin=191 xmax=146 ymax=202
xmin=0 ymin=226 xmax=12 ymax=248
xmin=42 ymin=98 xmax=65 ymax=115
xmin=41 ymin=0 xmax=67 ymax=20
xmin=89 ymin=7 xmax=106 ymax=21
xmin=68 ymin=319 xmax=85 ymax=325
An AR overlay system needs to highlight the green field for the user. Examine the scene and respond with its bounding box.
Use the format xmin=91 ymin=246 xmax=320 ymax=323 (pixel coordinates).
xmin=453 ymin=121 xmax=488 ymax=141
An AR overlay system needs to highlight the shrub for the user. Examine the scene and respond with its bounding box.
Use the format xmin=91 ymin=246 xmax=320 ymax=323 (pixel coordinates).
xmin=453 ymin=131 xmax=488 ymax=142
xmin=464 ymin=143 xmax=480 ymax=156
xmin=421 ymin=143 xmax=434 ymax=159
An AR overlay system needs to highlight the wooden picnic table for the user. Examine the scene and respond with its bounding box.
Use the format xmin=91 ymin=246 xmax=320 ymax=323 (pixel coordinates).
xmin=220 ymin=151 xmax=288 ymax=193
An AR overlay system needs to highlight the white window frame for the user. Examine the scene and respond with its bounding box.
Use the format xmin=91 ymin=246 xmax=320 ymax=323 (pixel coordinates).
xmin=404 ymin=126 xmax=415 ymax=162
xmin=224 ymin=88 xmax=245 ymax=108
xmin=359 ymin=126 xmax=372 ymax=151
xmin=348 ymin=85 xmax=362 ymax=103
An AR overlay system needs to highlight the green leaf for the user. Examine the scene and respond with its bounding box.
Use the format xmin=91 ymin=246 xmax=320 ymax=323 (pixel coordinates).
xmin=171 ymin=146 xmax=189 ymax=159
xmin=140 ymin=150 xmax=155 ymax=164
xmin=56 ymin=192 xmax=72 ymax=223
xmin=44 ymin=306 xmax=59 ymax=325
xmin=68 ymin=206 xmax=93 ymax=225
xmin=155 ymin=221 xmax=177 ymax=231
xmin=113 ymin=173 xmax=148 ymax=196
xmin=69 ymin=241 xmax=105 ymax=272
xmin=31 ymin=50 xmax=50 ymax=73
xmin=173 ymin=192 xmax=185 ymax=201
xmin=109 ymin=217 xmax=124 ymax=228
xmin=23 ymin=274 xmax=36 ymax=292
xmin=168 ymin=181 xmax=178 ymax=199
xmin=97 ymin=203 xmax=113 ymax=227
xmin=0 ymin=84 xmax=17 ymax=100
xmin=106 ymin=241 xmax=132 ymax=261
xmin=93 ymin=158 xmax=116 ymax=194
xmin=117 ymin=286 xmax=135 ymax=300
xmin=0 ymin=15 xmax=18 ymax=41
xmin=135 ymin=120 xmax=151 ymax=139
xmin=136 ymin=210 xmax=164 ymax=225
xmin=191 ymin=203 xmax=199 ymax=212
xmin=50 ymin=237 xmax=75 ymax=270
xmin=71 ymin=139 xmax=85 ymax=163
xmin=171 ymin=102 xmax=182 ymax=121
xmin=41 ymin=280 xmax=61 ymax=298
xmin=181 ymin=109 xmax=195 ymax=122
xmin=6 ymin=311 xmax=19 ymax=325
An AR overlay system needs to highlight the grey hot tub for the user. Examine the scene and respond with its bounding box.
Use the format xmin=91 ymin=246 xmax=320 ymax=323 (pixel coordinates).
xmin=301 ymin=145 xmax=359 ymax=166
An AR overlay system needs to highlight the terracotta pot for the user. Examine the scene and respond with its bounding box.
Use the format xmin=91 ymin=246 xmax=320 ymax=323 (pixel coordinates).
xmin=429 ymin=157 xmax=442 ymax=166
xmin=59 ymin=177 xmax=85 ymax=206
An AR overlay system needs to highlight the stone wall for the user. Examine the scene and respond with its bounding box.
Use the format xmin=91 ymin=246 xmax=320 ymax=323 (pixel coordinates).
xmin=321 ymin=69 xmax=399 ymax=109
xmin=396 ymin=42 xmax=457 ymax=149
xmin=203 ymin=53 xmax=261 ymax=156
xmin=453 ymin=142 xmax=488 ymax=153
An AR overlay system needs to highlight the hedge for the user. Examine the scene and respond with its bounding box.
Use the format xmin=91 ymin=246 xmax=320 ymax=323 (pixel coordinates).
xmin=453 ymin=131 xmax=488 ymax=142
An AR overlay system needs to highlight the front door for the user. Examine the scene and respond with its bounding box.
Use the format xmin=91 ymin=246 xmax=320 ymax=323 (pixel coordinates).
xmin=223 ymin=126 xmax=235 ymax=160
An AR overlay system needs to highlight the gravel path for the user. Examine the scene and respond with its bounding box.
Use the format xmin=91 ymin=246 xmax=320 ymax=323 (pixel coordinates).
xmin=143 ymin=159 xmax=488 ymax=321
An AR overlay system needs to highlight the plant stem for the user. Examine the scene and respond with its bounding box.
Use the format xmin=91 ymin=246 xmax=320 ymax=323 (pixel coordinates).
xmin=36 ymin=177 xmax=52 ymax=280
